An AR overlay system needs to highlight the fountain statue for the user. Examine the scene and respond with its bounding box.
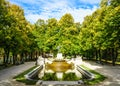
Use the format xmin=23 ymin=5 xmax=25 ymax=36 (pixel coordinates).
xmin=56 ymin=53 xmax=63 ymax=60
xmin=46 ymin=46 xmax=74 ymax=72
xmin=56 ymin=46 xmax=63 ymax=60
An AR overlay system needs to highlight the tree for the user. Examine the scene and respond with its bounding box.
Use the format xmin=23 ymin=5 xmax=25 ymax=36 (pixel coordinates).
xmin=33 ymin=19 xmax=47 ymax=56
xmin=57 ymin=13 xmax=80 ymax=57
xmin=0 ymin=0 xmax=36 ymax=65
xmin=78 ymin=0 xmax=120 ymax=65
xmin=59 ymin=13 xmax=74 ymax=28
xmin=102 ymin=5 xmax=120 ymax=65
xmin=0 ymin=1 xmax=16 ymax=64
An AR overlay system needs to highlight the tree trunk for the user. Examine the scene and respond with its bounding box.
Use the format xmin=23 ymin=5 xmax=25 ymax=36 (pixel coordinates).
xmin=35 ymin=51 xmax=38 ymax=60
xmin=111 ymin=48 xmax=115 ymax=66
xmin=39 ymin=51 xmax=41 ymax=56
xmin=98 ymin=49 xmax=102 ymax=64
xmin=3 ymin=48 xmax=10 ymax=65
xmin=114 ymin=48 xmax=118 ymax=62
xmin=30 ymin=52 xmax=33 ymax=60
xmin=13 ymin=53 xmax=15 ymax=65
xmin=12 ymin=53 xmax=17 ymax=65
xmin=91 ymin=51 xmax=94 ymax=60
xmin=95 ymin=50 xmax=98 ymax=61
xmin=74 ymin=54 xmax=76 ymax=58
xmin=103 ymin=49 xmax=108 ymax=63
xmin=3 ymin=54 xmax=6 ymax=64
xmin=6 ymin=50 xmax=10 ymax=64
xmin=20 ymin=53 xmax=24 ymax=64
xmin=25 ymin=52 xmax=28 ymax=61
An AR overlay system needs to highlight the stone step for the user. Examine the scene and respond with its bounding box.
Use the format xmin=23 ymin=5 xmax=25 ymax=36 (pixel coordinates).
xmin=36 ymin=80 xmax=83 ymax=86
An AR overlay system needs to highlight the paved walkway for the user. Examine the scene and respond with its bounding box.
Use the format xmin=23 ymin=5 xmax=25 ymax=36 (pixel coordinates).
xmin=0 ymin=62 xmax=35 ymax=81
xmin=0 ymin=61 xmax=120 ymax=86
xmin=41 ymin=81 xmax=79 ymax=85
xmin=83 ymin=61 xmax=120 ymax=86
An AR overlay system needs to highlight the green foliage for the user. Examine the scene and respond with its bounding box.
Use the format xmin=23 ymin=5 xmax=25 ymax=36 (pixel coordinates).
xmin=33 ymin=13 xmax=81 ymax=57
xmin=79 ymin=0 xmax=120 ymax=63
xmin=42 ymin=73 xmax=58 ymax=81
xmin=41 ymin=73 xmax=80 ymax=81
xmin=13 ymin=66 xmax=37 ymax=85
xmin=81 ymin=65 xmax=106 ymax=85
xmin=110 ymin=0 xmax=120 ymax=7
xmin=62 ymin=73 xmax=80 ymax=81
xmin=59 ymin=13 xmax=74 ymax=27
xmin=100 ymin=0 xmax=109 ymax=7
xmin=0 ymin=0 xmax=37 ymax=64
xmin=0 ymin=0 xmax=120 ymax=65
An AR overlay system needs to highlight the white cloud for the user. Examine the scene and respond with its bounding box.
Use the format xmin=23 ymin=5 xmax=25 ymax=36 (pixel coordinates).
xmin=9 ymin=0 xmax=99 ymax=24
xmin=67 ymin=6 xmax=98 ymax=23
xmin=9 ymin=0 xmax=40 ymax=5
xmin=26 ymin=6 xmax=98 ymax=24
xmin=79 ymin=0 xmax=100 ymax=4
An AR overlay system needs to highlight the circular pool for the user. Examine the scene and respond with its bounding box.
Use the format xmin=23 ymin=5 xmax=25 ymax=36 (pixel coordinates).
xmin=46 ymin=60 xmax=74 ymax=72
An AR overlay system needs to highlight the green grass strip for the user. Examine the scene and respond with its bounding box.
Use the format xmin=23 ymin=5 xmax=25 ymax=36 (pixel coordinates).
xmin=80 ymin=65 xmax=107 ymax=85
xmin=13 ymin=65 xmax=38 ymax=85
xmin=13 ymin=64 xmax=106 ymax=85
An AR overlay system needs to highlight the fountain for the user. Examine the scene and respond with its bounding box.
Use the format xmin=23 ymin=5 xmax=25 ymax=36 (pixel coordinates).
xmin=46 ymin=47 xmax=74 ymax=72
xmin=55 ymin=46 xmax=64 ymax=60
xmin=46 ymin=52 xmax=74 ymax=71
xmin=56 ymin=72 xmax=63 ymax=80
xmin=45 ymin=51 xmax=74 ymax=80
xmin=56 ymin=53 xmax=63 ymax=60
xmin=24 ymin=46 xmax=94 ymax=85
xmin=24 ymin=53 xmax=94 ymax=85
xmin=46 ymin=59 xmax=74 ymax=72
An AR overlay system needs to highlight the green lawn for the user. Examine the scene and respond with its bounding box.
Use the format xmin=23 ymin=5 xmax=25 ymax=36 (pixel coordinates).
xmin=13 ymin=66 xmax=38 ymax=85
xmin=80 ymin=65 xmax=106 ymax=85
xmin=13 ymin=64 xmax=106 ymax=85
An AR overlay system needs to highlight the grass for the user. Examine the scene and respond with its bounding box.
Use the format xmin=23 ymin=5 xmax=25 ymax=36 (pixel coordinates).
xmin=13 ymin=66 xmax=38 ymax=85
xmin=80 ymin=65 xmax=106 ymax=85
xmin=41 ymin=73 xmax=58 ymax=81
xmin=41 ymin=72 xmax=81 ymax=81
xmin=62 ymin=72 xmax=81 ymax=81
xmin=13 ymin=64 xmax=106 ymax=85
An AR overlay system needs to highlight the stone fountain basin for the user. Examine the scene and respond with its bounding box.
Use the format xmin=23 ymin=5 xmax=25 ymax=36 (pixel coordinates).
xmin=46 ymin=60 xmax=74 ymax=72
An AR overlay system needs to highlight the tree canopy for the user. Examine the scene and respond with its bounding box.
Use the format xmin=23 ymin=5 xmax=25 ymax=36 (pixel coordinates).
xmin=0 ymin=0 xmax=120 ymax=66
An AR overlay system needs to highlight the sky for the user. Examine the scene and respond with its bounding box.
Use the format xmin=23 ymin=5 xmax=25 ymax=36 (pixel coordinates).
xmin=9 ymin=0 xmax=101 ymax=24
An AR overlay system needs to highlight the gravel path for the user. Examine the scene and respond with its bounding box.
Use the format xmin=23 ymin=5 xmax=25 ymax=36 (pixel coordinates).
xmin=0 ymin=62 xmax=35 ymax=81
xmin=83 ymin=61 xmax=120 ymax=86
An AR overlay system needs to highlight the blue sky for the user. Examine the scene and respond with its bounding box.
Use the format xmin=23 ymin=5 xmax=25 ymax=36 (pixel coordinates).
xmin=9 ymin=0 xmax=100 ymax=24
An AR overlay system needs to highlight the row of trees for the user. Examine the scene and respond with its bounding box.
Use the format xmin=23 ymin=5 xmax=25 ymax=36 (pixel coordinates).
xmin=33 ymin=0 xmax=120 ymax=65
xmin=33 ymin=14 xmax=81 ymax=58
xmin=0 ymin=0 xmax=38 ymax=66
xmin=0 ymin=0 xmax=120 ymax=66
xmin=79 ymin=0 xmax=120 ymax=65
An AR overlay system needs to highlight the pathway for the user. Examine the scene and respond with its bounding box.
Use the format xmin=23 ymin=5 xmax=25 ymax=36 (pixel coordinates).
xmin=0 ymin=60 xmax=120 ymax=86
xmin=83 ymin=61 xmax=120 ymax=86
xmin=0 ymin=62 xmax=35 ymax=81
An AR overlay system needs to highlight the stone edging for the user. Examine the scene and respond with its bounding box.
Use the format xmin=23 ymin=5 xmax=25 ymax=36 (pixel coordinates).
xmin=24 ymin=65 xmax=43 ymax=80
